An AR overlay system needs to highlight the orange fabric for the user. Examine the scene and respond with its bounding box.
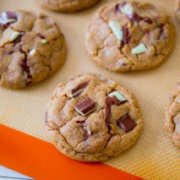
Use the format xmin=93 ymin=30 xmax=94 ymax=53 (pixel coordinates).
xmin=0 ymin=125 xmax=142 ymax=180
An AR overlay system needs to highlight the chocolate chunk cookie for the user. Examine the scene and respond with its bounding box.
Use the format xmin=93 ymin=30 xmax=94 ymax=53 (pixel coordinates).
xmin=45 ymin=74 xmax=143 ymax=162
xmin=39 ymin=0 xmax=101 ymax=13
xmin=85 ymin=1 xmax=175 ymax=72
xmin=0 ymin=10 xmax=66 ymax=89
xmin=175 ymin=0 xmax=180 ymax=21
xmin=165 ymin=84 xmax=180 ymax=148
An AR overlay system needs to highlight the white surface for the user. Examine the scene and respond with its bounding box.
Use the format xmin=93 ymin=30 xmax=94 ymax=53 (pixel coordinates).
xmin=0 ymin=166 xmax=32 ymax=180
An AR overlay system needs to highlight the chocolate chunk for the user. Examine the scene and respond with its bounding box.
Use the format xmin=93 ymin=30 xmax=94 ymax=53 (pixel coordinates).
xmin=75 ymin=98 xmax=96 ymax=116
xmin=106 ymin=95 xmax=125 ymax=106
xmin=143 ymin=17 xmax=153 ymax=24
xmin=110 ymin=96 xmax=121 ymax=105
xmin=105 ymin=96 xmax=127 ymax=133
xmin=105 ymin=106 xmax=111 ymax=131
xmin=0 ymin=11 xmax=17 ymax=27
xmin=121 ymin=26 xmax=130 ymax=47
xmin=129 ymin=12 xmax=143 ymax=22
xmin=76 ymin=120 xmax=85 ymax=123
xmin=37 ymin=33 xmax=46 ymax=39
xmin=20 ymin=46 xmax=32 ymax=85
xmin=13 ymin=33 xmax=24 ymax=45
xmin=117 ymin=114 xmax=136 ymax=132
xmin=21 ymin=59 xmax=29 ymax=73
xmin=115 ymin=2 xmax=126 ymax=12
xmin=4 ymin=11 xmax=17 ymax=20
xmin=115 ymin=4 xmax=120 ymax=12
xmin=70 ymin=81 xmax=89 ymax=98
xmin=158 ymin=24 xmax=165 ymax=39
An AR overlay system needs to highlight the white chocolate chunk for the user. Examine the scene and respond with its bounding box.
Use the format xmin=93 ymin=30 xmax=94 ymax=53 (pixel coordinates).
xmin=29 ymin=49 xmax=36 ymax=57
xmin=121 ymin=4 xmax=134 ymax=17
xmin=108 ymin=21 xmax=123 ymax=41
xmin=132 ymin=43 xmax=148 ymax=54
xmin=109 ymin=91 xmax=126 ymax=102
xmin=9 ymin=31 xmax=20 ymax=42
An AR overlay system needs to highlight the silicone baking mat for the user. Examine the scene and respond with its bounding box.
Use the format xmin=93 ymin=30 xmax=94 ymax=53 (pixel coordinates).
xmin=0 ymin=0 xmax=179 ymax=179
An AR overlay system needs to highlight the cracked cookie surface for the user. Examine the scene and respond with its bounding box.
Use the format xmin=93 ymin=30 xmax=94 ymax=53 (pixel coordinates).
xmin=85 ymin=1 xmax=175 ymax=72
xmin=175 ymin=0 xmax=180 ymax=21
xmin=39 ymin=0 xmax=101 ymax=12
xmin=165 ymin=84 xmax=180 ymax=148
xmin=0 ymin=10 xmax=66 ymax=89
xmin=45 ymin=74 xmax=143 ymax=162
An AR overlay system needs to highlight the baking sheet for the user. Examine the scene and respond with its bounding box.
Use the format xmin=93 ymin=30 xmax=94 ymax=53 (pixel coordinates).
xmin=0 ymin=0 xmax=179 ymax=179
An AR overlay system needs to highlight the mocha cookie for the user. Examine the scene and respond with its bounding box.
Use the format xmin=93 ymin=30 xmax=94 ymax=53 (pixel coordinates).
xmin=39 ymin=0 xmax=101 ymax=12
xmin=175 ymin=0 xmax=180 ymax=21
xmin=45 ymin=74 xmax=143 ymax=162
xmin=165 ymin=84 xmax=180 ymax=148
xmin=0 ymin=10 xmax=66 ymax=89
xmin=85 ymin=1 xmax=175 ymax=72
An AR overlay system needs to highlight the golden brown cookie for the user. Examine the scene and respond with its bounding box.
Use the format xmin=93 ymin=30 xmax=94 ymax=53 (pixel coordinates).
xmin=85 ymin=1 xmax=175 ymax=72
xmin=39 ymin=0 xmax=101 ymax=12
xmin=45 ymin=74 xmax=143 ymax=162
xmin=0 ymin=10 xmax=66 ymax=89
xmin=165 ymin=83 xmax=180 ymax=148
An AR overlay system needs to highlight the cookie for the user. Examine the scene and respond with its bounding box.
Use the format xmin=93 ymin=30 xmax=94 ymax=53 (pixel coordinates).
xmin=175 ymin=0 xmax=180 ymax=21
xmin=45 ymin=74 xmax=143 ymax=162
xmin=0 ymin=10 xmax=66 ymax=89
xmin=39 ymin=0 xmax=101 ymax=13
xmin=165 ymin=84 xmax=180 ymax=148
xmin=85 ymin=1 xmax=175 ymax=72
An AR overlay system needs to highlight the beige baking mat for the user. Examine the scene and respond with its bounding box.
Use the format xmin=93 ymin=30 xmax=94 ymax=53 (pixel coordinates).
xmin=0 ymin=0 xmax=179 ymax=179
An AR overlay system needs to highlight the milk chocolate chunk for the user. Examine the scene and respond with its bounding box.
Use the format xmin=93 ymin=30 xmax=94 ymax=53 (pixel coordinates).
xmin=117 ymin=113 xmax=136 ymax=132
xmin=75 ymin=97 xmax=96 ymax=116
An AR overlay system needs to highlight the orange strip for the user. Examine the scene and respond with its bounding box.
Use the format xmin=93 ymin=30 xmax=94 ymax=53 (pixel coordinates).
xmin=0 ymin=125 xmax=142 ymax=180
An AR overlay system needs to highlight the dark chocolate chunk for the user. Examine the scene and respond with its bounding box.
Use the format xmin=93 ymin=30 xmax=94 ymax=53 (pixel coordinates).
xmin=121 ymin=26 xmax=130 ymax=47
xmin=105 ymin=106 xmax=111 ymax=131
xmin=117 ymin=114 xmax=136 ymax=132
xmin=106 ymin=96 xmax=125 ymax=106
xmin=0 ymin=11 xmax=17 ymax=27
xmin=4 ymin=11 xmax=17 ymax=20
xmin=75 ymin=98 xmax=96 ymax=116
xmin=143 ymin=17 xmax=153 ymax=24
xmin=13 ymin=33 xmax=24 ymax=45
xmin=115 ymin=2 xmax=126 ymax=12
xmin=105 ymin=96 xmax=120 ymax=132
xmin=37 ymin=33 xmax=46 ymax=39
xmin=105 ymin=97 xmax=113 ymax=132
xmin=105 ymin=96 xmax=127 ymax=133
xmin=115 ymin=4 xmax=120 ymax=12
xmin=20 ymin=46 xmax=32 ymax=85
xmin=158 ymin=24 xmax=165 ymax=39
xmin=129 ymin=12 xmax=143 ymax=22
xmin=70 ymin=81 xmax=89 ymax=98
xmin=76 ymin=120 xmax=86 ymax=124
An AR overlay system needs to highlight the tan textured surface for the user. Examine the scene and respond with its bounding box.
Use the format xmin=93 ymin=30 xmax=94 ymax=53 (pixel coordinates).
xmin=0 ymin=0 xmax=179 ymax=179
